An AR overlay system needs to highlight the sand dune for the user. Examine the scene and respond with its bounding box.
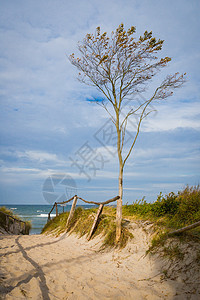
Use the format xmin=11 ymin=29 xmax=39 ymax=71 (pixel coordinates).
xmin=0 ymin=221 xmax=199 ymax=299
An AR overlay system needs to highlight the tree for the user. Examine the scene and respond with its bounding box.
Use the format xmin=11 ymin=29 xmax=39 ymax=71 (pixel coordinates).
xmin=69 ymin=24 xmax=186 ymax=242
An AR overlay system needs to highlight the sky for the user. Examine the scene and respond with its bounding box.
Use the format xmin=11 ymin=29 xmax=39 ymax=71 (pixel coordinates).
xmin=0 ymin=0 xmax=199 ymax=205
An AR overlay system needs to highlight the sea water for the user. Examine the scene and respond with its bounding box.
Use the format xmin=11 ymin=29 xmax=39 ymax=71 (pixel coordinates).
xmin=0 ymin=204 xmax=96 ymax=235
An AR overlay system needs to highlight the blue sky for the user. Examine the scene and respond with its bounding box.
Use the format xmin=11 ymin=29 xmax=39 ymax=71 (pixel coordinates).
xmin=0 ymin=0 xmax=199 ymax=204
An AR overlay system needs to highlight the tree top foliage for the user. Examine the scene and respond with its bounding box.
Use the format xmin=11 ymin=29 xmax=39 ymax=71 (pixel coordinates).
xmin=69 ymin=23 xmax=186 ymax=108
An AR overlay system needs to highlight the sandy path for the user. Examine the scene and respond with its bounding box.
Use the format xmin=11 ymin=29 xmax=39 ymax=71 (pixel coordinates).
xmin=0 ymin=223 xmax=199 ymax=299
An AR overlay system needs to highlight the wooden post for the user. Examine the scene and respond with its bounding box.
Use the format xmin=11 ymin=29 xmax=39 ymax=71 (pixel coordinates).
xmin=25 ymin=223 xmax=29 ymax=235
xmin=168 ymin=220 xmax=200 ymax=236
xmin=48 ymin=213 xmax=51 ymax=221
xmin=13 ymin=219 xmax=17 ymax=234
xmin=6 ymin=215 xmax=9 ymax=232
xmin=19 ymin=221 xmax=22 ymax=234
xmin=55 ymin=203 xmax=58 ymax=216
xmin=16 ymin=222 xmax=20 ymax=234
xmin=66 ymin=195 xmax=78 ymax=228
xmin=88 ymin=204 xmax=104 ymax=241
xmin=22 ymin=222 xmax=26 ymax=234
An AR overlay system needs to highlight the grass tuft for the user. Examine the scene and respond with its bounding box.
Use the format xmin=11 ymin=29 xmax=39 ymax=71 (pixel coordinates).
xmin=41 ymin=212 xmax=70 ymax=235
xmin=42 ymin=206 xmax=133 ymax=248
xmin=0 ymin=206 xmax=31 ymax=233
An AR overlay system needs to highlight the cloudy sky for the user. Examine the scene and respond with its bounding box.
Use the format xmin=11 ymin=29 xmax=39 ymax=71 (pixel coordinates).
xmin=0 ymin=0 xmax=199 ymax=205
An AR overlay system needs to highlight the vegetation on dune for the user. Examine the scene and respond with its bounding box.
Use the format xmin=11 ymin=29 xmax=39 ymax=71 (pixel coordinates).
xmin=123 ymin=185 xmax=200 ymax=232
xmin=42 ymin=211 xmax=70 ymax=235
xmin=42 ymin=186 xmax=200 ymax=249
xmin=0 ymin=206 xmax=31 ymax=233
xmin=0 ymin=206 xmax=16 ymax=217
xmin=122 ymin=186 xmax=200 ymax=273
xmin=42 ymin=206 xmax=133 ymax=249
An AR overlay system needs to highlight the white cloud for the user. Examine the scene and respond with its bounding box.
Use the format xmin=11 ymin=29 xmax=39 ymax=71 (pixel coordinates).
xmin=151 ymin=183 xmax=185 ymax=190
xmin=1 ymin=167 xmax=40 ymax=173
xmin=0 ymin=166 xmax=53 ymax=185
xmin=17 ymin=150 xmax=64 ymax=163
xmin=0 ymin=165 xmax=74 ymax=182
xmin=140 ymin=101 xmax=200 ymax=132
xmin=123 ymin=187 xmax=148 ymax=191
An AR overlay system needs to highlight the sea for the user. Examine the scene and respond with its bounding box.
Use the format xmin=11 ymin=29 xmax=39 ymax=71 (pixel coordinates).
xmin=0 ymin=204 xmax=97 ymax=235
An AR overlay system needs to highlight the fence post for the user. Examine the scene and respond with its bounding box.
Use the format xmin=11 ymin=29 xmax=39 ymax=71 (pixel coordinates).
xmin=13 ymin=219 xmax=17 ymax=234
xmin=66 ymin=195 xmax=78 ymax=229
xmin=88 ymin=204 xmax=104 ymax=241
xmin=55 ymin=203 xmax=58 ymax=216
xmin=22 ymin=222 xmax=26 ymax=234
xmin=6 ymin=215 xmax=9 ymax=232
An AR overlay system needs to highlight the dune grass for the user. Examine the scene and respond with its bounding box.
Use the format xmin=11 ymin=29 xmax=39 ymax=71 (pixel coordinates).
xmin=42 ymin=206 xmax=133 ymax=248
xmin=42 ymin=186 xmax=200 ymax=249
xmin=0 ymin=206 xmax=31 ymax=233
xmin=123 ymin=185 xmax=200 ymax=235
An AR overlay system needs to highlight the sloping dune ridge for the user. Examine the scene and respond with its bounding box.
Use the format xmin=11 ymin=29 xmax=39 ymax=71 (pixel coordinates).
xmin=0 ymin=221 xmax=199 ymax=300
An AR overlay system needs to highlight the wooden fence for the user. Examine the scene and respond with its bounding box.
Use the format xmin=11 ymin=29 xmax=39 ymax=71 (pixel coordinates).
xmin=48 ymin=195 xmax=120 ymax=240
xmin=0 ymin=211 xmax=30 ymax=235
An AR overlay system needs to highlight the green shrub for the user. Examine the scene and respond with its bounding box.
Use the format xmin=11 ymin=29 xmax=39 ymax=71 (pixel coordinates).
xmin=151 ymin=192 xmax=180 ymax=217
xmin=171 ymin=186 xmax=200 ymax=227
xmin=122 ymin=197 xmax=152 ymax=217
xmin=124 ymin=185 xmax=200 ymax=234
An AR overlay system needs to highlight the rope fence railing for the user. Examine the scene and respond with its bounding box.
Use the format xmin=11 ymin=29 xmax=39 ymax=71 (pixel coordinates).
xmin=0 ymin=211 xmax=30 ymax=235
xmin=48 ymin=195 xmax=120 ymax=240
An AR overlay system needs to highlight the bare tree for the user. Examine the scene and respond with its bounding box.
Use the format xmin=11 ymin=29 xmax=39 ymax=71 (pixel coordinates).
xmin=69 ymin=24 xmax=186 ymax=242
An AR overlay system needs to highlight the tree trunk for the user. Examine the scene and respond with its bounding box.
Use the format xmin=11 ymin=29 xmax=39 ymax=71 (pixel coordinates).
xmin=116 ymin=166 xmax=123 ymax=243
xmin=115 ymin=105 xmax=123 ymax=243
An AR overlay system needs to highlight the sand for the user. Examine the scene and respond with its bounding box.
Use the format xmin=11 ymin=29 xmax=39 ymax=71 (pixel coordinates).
xmin=0 ymin=221 xmax=199 ymax=300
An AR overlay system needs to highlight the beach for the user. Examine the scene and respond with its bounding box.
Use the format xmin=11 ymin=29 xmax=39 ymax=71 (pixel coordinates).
xmin=1 ymin=221 xmax=199 ymax=300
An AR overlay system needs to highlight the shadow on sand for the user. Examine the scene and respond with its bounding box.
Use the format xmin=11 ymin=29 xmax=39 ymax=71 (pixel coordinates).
xmin=0 ymin=234 xmax=98 ymax=299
